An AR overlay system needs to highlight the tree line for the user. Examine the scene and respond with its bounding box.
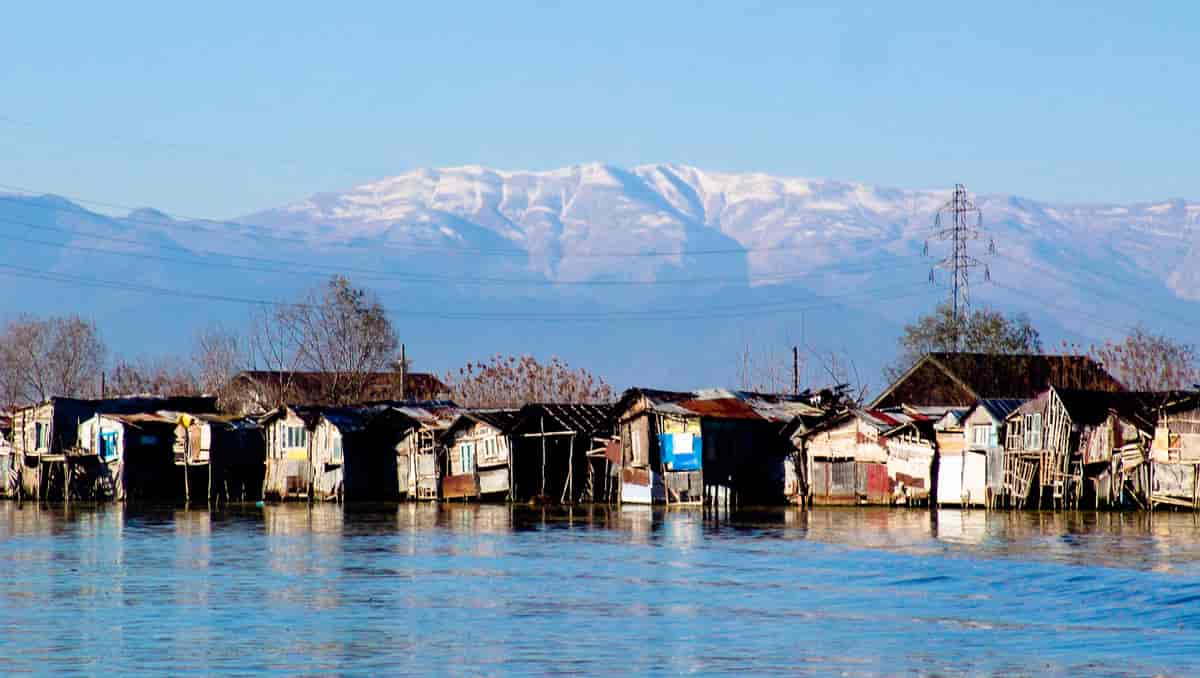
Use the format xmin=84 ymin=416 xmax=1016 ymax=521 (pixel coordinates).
xmin=2 ymin=281 xmax=1196 ymax=413
xmin=0 ymin=276 xmax=614 ymax=412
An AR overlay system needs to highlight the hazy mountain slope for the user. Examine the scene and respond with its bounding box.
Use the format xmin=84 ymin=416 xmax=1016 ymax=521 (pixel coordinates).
xmin=2 ymin=164 xmax=1198 ymax=391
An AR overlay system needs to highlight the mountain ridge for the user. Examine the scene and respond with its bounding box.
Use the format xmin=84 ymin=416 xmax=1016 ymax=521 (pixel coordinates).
xmin=2 ymin=164 xmax=1198 ymax=390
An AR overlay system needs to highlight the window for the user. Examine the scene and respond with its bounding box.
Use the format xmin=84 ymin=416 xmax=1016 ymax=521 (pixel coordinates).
xmin=332 ymin=436 xmax=343 ymax=463
xmin=284 ymin=425 xmax=307 ymax=450
xmin=34 ymin=422 xmax=48 ymax=450
xmin=1024 ymin=413 xmax=1043 ymax=450
xmin=972 ymin=425 xmax=992 ymax=446
xmin=101 ymin=431 xmax=118 ymax=461
xmin=459 ymin=442 xmax=475 ymax=473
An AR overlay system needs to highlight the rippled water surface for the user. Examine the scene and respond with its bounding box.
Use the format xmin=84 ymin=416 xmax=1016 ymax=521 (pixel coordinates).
xmin=2 ymin=503 xmax=1200 ymax=676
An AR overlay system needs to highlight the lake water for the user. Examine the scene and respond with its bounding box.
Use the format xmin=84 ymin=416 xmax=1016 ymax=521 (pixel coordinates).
xmin=1 ymin=503 xmax=1199 ymax=676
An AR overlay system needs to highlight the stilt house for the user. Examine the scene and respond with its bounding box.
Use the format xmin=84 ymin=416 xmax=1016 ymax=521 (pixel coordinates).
xmin=797 ymin=408 xmax=936 ymax=505
xmin=1149 ymin=393 xmax=1200 ymax=508
xmin=261 ymin=405 xmax=320 ymax=500
xmin=173 ymin=414 xmax=265 ymax=503
xmin=9 ymin=396 xmax=217 ymax=501
xmin=77 ymin=412 xmax=180 ymax=501
xmin=440 ymin=410 xmax=521 ymax=501
xmin=939 ymin=399 xmax=1023 ymax=507
xmin=370 ymin=401 xmax=462 ymax=501
xmin=507 ymin=403 xmax=615 ymax=504
xmin=613 ymin=388 xmax=824 ymax=506
xmin=310 ymin=407 xmax=402 ymax=502
xmin=1000 ymin=388 xmax=1178 ymax=509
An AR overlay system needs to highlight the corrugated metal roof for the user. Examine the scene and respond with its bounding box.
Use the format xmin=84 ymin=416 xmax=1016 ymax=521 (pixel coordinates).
xmin=624 ymin=387 xmax=825 ymax=423
xmin=978 ymin=398 xmax=1026 ymax=422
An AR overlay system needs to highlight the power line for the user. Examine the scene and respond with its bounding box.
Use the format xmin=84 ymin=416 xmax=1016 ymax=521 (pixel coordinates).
xmin=0 ymin=261 xmax=937 ymax=323
xmin=989 ymin=251 xmax=1200 ymax=333
xmin=0 ymin=213 xmax=929 ymax=288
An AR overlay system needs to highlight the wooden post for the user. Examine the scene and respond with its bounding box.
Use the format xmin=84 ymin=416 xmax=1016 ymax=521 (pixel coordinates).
xmin=567 ymin=433 xmax=575 ymax=503
xmin=540 ymin=415 xmax=547 ymax=499
xmin=182 ymin=439 xmax=189 ymax=501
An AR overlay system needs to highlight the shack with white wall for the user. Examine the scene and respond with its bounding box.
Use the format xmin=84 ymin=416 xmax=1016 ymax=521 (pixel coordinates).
xmin=261 ymin=406 xmax=319 ymax=500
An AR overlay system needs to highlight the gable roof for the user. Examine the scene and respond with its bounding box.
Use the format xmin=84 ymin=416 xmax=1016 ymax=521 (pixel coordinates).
xmin=1053 ymin=388 xmax=1189 ymax=431
xmin=440 ymin=409 xmax=524 ymax=441
xmin=512 ymin=403 xmax=615 ymax=436
xmin=972 ymin=398 xmax=1026 ymax=423
xmin=872 ymin=353 xmax=1123 ymax=409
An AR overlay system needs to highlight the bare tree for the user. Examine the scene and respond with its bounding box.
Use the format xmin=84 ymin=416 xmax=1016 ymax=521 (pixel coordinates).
xmin=446 ymin=354 xmax=614 ymax=408
xmin=247 ymin=303 xmax=301 ymax=408
xmin=1089 ymin=327 xmax=1200 ymax=391
xmin=736 ymin=342 xmax=798 ymax=394
xmin=0 ymin=314 xmax=106 ymax=404
xmin=108 ymin=356 xmax=200 ymax=396
xmin=192 ymin=324 xmax=249 ymax=409
xmin=274 ymin=276 xmax=399 ymax=406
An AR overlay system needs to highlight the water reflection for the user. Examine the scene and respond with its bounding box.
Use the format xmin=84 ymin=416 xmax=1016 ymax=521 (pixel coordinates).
xmin=0 ymin=503 xmax=1199 ymax=676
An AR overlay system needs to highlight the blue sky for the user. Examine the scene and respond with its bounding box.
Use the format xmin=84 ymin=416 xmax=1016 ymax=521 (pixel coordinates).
xmin=1 ymin=2 xmax=1196 ymax=216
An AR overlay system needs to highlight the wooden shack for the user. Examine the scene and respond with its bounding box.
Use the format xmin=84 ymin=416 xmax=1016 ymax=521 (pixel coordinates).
xmin=77 ymin=412 xmax=183 ymax=501
xmin=932 ymin=399 xmax=1023 ymax=507
xmin=9 ymin=396 xmax=217 ymax=501
xmin=797 ymin=408 xmax=936 ymax=506
xmin=261 ymin=405 xmax=319 ymax=500
xmin=174 ymin=414 xmax=265 ymax=503
xmin=440 ymin=410 xmax=521 ymax=501
xmin=507 ymin=403 xmax=615 ymax=504
xmin=0 ymin=414 xmax=13 ymax=499
xmin=1149 ymin=394 xmax=1200 ymax=509
xmin=1000 ymin=388 xmax=1171 ymax=509
xmin=309 ymin=407 xmax=402 ymax=502
xmin=614 ymin=388 xmax=823 ymax=506
xmin=371 ymin=401 xmax=462 ymax=501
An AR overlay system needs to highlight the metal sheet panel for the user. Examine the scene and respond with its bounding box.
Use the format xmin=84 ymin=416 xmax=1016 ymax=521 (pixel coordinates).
xmin=862 ymin=462 xmax=891 ymax=503
xmin=938 ymin=454 xmax=963 ymax=505
xmin=659 ymin=433 xmax=702 ymax=471
xmin=622 ymin=478 xmax=652 ymax=504
xmin=986 ymin=447 xmax=1005 ymax=490
xmin=478 ymin=467 xmax=510 ymax=495
xmin=829 ymin=460 xmax=855 ymax=497
xmin=812 ymin=460 xmax=829 ymax=497
xmin=442 ymin=473 xmax=478 ymax=499
xmin=396 ymin=453 xmax=410 ymax=494
xmin=962 ymin=451 xmax=987 ymax=506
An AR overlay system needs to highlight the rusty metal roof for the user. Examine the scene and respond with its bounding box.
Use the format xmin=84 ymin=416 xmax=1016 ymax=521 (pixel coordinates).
xmin=618 ymin=387 xmax=826 ymax=423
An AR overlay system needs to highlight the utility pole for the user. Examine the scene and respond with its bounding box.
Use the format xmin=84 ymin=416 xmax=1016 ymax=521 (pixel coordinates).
xmin=792 ymin=346 xmax=800 ymax=396
xmin=926 ymin=184 xmax=994 ymax=350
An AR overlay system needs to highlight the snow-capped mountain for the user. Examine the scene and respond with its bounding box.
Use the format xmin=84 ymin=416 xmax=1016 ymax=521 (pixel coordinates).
xmin=2 ymin=163 xmax=1198 ymax=390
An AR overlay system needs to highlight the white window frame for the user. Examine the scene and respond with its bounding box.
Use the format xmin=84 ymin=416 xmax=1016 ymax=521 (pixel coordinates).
xmin=971 ymin=425 xmax=991 ymax=446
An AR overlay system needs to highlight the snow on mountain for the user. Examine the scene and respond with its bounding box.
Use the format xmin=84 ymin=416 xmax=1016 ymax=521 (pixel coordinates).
xmin=243 ymin=163 xmax=1200 ymax=302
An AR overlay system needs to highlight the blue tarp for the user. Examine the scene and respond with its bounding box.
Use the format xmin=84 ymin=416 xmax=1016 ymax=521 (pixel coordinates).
xmin=659 ymin=432 xmax=702 ymax=471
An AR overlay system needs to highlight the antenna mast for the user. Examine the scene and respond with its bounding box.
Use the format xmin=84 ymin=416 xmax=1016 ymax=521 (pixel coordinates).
xmin=926 ymin=183 xmax=993 ymax=350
